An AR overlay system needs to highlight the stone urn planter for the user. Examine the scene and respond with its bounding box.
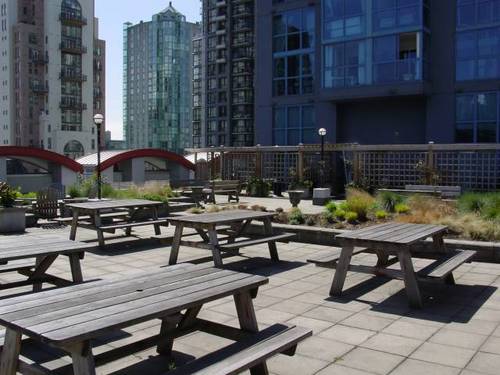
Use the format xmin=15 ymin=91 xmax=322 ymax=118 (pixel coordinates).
xmin=288 ymin=190 xmax=304 ymax=208
xmin=0 ymin=207 xmax=26 ymax=233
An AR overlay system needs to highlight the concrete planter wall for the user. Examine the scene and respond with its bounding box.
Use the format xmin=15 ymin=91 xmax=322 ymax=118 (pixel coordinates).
xmin=248 ymin=222 xmax=500 ymax=264
xmin=0 ymin=207 xmax=26 ymax=233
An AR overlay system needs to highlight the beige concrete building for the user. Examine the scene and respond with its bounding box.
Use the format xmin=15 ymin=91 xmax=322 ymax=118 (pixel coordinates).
xmin=0 ymin=0 xmax=105 ymax=158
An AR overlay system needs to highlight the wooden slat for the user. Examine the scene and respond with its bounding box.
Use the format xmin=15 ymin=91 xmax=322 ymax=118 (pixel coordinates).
xmin=168 ymin=325 xmax=312 ymax=375
xmin=65 ymin=199 xmax=163 ymax=211
xmin=218 ymin=233 xmax=295 ymax=251
xmin=54 ymin=212 xmax=129 ymax=223
xmin=307 ymin=247 xmax=367 ymax=265
xmin=419 ymin=250 xmax=477 ymax=279
xmin=98 ymin=219 xmax=169 ymax=231
xmin=167 ymin=210 xmax=275 ymax=226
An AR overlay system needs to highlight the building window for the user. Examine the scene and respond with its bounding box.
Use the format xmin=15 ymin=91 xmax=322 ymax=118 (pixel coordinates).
xmin=323 ymin=0 xmax=366 ymax=40
xmin=456 ymin=92 xmax=499 ymax=143
xmin=456 ymin=27 xmax=500 ymax=81
xmin=324 ymin=40 xmax=366 ymax=88
xmin=273 ymin=105 xmax=316 ymax=145
xmin=273 ymin=8 xmax=315 ymax=96
xmin=457 ymin=0 xmax=500 ymax=29
xmin=372 ymin=0 xmax=423 ymax=32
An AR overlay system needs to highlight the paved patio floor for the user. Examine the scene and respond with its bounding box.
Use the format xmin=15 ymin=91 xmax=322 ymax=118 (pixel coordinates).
xmin=2 ymin=223 xmax=500 ymax=375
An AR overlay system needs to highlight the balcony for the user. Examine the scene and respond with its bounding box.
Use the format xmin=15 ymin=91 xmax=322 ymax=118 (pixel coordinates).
xmin=30 ymin=83 xmax=48 ymax=95
xmin=373 ymin=58 xmax=425 ymax=85
xmin=60 ymin=12 xmax=87 ymax=26
xmin=60 ymin=69 xmax=88 ymax=82
xmin=30 ymin=55 xmax=48 ymax=65
xmin=215 ymin=0 xmax=226 ymax=6
xmin=60 ymin=99 xmax=87 ymax=111
xmin=60 ymin=40 xmax=87 ymax=54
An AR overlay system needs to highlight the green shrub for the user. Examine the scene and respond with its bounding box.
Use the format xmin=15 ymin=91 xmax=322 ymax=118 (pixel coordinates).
xmin=458 ymin=193 xmax=485 ymax=214
xmin=338 ymin=202 xmax=349 ymax=211
xmin=321 ymin=211 xmax=335 ymax=224
xmin=17 ymin=191 xmax=37 ymax=199
xmin=482 ymin=194 xmax=500 ymax=221
xmin=188 ymin=207 xmax=203 ymax=214
xmin=346 ymin=211 xmax=358 ymax=223
xmin=395 ymin=203 xmax=410 ymax=214
xmin=247 ymin=177 xmax=271 ymax=197
xmin=101 ymin=184 xmax=116 ymax=198
xmin=141 ymin=193 xmax=169 ymax=203
xmin=325 ymin=201 xmax=337 ymax=214
xmin=375 ymin=210 xmax=388 ymax=219
xmin=345 ymin=188 xmax=375 ymax=221
xmin=335 ymin=209 xmax=346 ymax=221
xmin=288 ymin=208 xmax=305 ymax=225
xmin=0 ymin=182 xmax=17 ymax=208
xmin=377 ymin=191 xmax=405 ymax=212
xmin=306 ymin=216 xmax=316 ymax=226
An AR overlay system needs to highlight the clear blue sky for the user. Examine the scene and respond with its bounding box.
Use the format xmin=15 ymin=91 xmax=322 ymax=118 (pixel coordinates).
xmin=95 ymin=0 xmax=201 ymax=140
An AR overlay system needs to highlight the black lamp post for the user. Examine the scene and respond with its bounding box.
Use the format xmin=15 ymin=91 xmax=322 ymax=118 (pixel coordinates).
xmin=318 ymin=128 xmax=327 ymax=186
xmin=93 ymin=114 xmax=104 ymax=200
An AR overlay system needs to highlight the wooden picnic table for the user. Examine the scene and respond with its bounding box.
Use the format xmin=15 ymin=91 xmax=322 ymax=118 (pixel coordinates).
xmin=167 ymin=210 xmax=294 ymax=267
xmin=66 ymin=199 xmax=168 ymax=247
xmin=0 ymin=263 xmax=272 ymax=375
xmin=0 ymin=236 xmax=93 ymax=292
xmin=330 ymin=222 xmax=476 ymax=308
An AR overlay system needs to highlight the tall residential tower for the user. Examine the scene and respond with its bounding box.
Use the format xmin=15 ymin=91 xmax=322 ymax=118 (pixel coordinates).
xmin=123 ymin=3 xmax=198 ymax=154
xmin=195 ymin=0 xmax=256 ymax=147
xmin=0 ymin=0 xmax=104 ymax=158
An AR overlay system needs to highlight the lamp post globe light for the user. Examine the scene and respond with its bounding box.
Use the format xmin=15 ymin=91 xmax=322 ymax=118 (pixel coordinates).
xmin=318 ymin=128 xmax=327 ymax=162
xmin=93 ymin=114 xmax=104 ymax=200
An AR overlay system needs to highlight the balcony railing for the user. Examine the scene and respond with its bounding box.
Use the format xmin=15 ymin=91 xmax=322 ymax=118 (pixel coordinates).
xmin=60 ymin=69 xmax=87 ymax=82
xmin=373 ymin=58 xmax=424 ymax=84
xmin=60 ymin=12 xmax=87 ymax=26
xmin=60 ymin=99 xmax=87 ymax=111
xmin=60 ymin=40 xmax=87 ymax=54
xmin=30 ymin=83 xmax=48 ymax=95
xmin=30 ymin=55 xmax=48 ymax=65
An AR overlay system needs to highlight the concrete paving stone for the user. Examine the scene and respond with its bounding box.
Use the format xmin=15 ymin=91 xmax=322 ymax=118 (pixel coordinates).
xmin=208 ymin=301 xmax=239 ymax=316
xmin=262 ymin=285 xmax=306 ymax=299
xmin=480 ymin=336 xmax=500 ymax=355
xmin=198 ymin=308 xmax=235 ymax=324
xmin=267 ymin=353 xmax=329 ymax=375
xmin=296 ymin=336 xmax=353 ymax=362
xmin=411 ymin=342 xmax=476 ymax=368
xmin=319 ymin=324 xmax=376 ymax=346
xmin=255 ymin=307 xmax=297 ymax=325
xmin=339 ymin=347 xmax=404 ymax=375
xmin=446 ymin=319 xmax=498 ymax=336
xmin=315 ymin=363 xmax=374 ymax=375
xmin=458 ymin=307 xmax=500 ymax=323
xmin=286 ymin=316 xmax=334 ymax=334
xmin=341 ymin=313 xmax=394 ymax=332
xmin=466 ymin=352 xmax=500 ymax=375
xmin=360 ymin=332 xmax=422 ymax=356
xmin=303 ymin=306 xmax=354 ymax=324
xmin=269 ymin=299 xmax=316 ymax=315
xmin=430 ymin=328 xmax=488 ymax=350
xmin=382 ymin=320 xmax=440 ymax=340
xmin=252 ymin=294 xmax=283 ymax=308
xmin=390 ymin=358 xmax=461 ymax=375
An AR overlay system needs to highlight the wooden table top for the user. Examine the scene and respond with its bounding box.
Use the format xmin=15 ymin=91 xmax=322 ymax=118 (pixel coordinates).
xmin=167 ymin=210 xmax=275 ymax=225
xmin=0 ymin=237 xmax=94 ymax=261
xmin=336 ymin=222 xmax=447 ymax=246
xmin=65 ymin=199 xmax=164 ymax=211
xmin=0 ymin=263 xmax=268 ymax=345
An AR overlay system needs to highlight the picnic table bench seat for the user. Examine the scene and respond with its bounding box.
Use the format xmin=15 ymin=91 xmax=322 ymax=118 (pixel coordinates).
xmin=98 ymin=218 xmax=170 ymax=231
xmin=218 ymin=233 xmax=295 ymax=251
xmin=418 ymin=249 xmax=476 ymax=281
xmin=54 ymin=211 xmax=129 ymax=224
xmin=206 ymin=180 xmax=241 ymax=203
xmin=307 ymin=247 xmax=368 ymax=267
xmin=378 ymin=185 xmax=462 ymax=199
xmin=168 ymin=324 xmax=312 ymax=375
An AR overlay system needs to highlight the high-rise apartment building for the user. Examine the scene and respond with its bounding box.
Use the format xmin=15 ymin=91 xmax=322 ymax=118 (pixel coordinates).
xmin=94 ymin=17 xmax=105 ymax=148
xmin=123 ymin=3 xmax=198 ymax=154
xmin=0 ymin=0 xmax=103 ymax=158
xmin=255 ymin=0 xmax=500 ymax=145
xmin=196 ymin=0 xmax=255 ymax=147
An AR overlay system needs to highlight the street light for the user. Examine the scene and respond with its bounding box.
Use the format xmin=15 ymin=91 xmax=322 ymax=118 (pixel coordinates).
xmin=318 ymin=128 xmax=327 ymax=162
xmin=93 ymin=114 xmax=104 ymax=200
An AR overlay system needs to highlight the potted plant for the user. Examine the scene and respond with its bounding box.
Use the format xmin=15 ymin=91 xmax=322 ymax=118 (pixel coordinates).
xmin=289 ymin=179 xmax=313 ymax=199
xmin=246 ymin=177 xmax=271 ymax=197
xmin=0 ymin=182 xmax=26 ymax=233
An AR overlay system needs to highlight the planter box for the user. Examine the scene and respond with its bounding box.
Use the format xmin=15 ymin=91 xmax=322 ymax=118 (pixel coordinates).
xmin=0 ymin=207 xmax=26 ymax=233
xmin=313 ymin=188 xmax=332 ymax=206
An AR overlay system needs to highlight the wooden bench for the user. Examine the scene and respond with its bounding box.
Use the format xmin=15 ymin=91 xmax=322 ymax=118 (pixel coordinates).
xmin=170 ymin=180 xmax=209 ymax=195
xmin=206 ymin=180 xmax=241 ymax=204
xmin=98 ymin=218 xmax=170 ymax=231
xmin=307 ymin=247 xmax=368 ymax=267
xmin=168 ymin=324 xmax=312 ymax=375
xmin=219 ymin=233 xmax=295 ymax=251
xmin=378 ymin=185 xmax=461 ymax=199
xmin=418 ymin=249 xmax=476 ymax=283
xmin=54 ymin=211 xmax=129 ymax=224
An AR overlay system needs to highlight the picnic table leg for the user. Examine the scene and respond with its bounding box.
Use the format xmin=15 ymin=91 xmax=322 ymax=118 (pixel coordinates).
xmin=69 ymin=341 xmax=96 ymax=375
xmin=93 ymin=212 xmax=105 ymax=248
xmin=234 ymin=291 xmax=269 ymax=375
xmin=330 ymin=245 xmax=354 ymax=296
xmin=432 ymin=234 xmax=455 ymax=284
xmin=69 ymin=208 xmax=79 ymax=241
xmin=152 ymin=206 xmax=161 ymax=235
xmin=156 ymin=315 xmax=181 ymax=356
xmin=169 ymin=224 xmax=184 ymax=265
xmin=33 ymin=256 xmax=43 ymax=292
xmin=263 ymin=218 xmax=279 ymax=262
xmin=69 ymin=253 xmax=84 ymax=283
xmin=398 ymin=249 xmax=423 ymax=309
xmin=125 ymin=208 xmax=135 ymax=236
xmin=0 ymin=328 xmax=22 ymax=375
xmin=30 ymin=254 xmax=59 ymax=292
xmin=208 ymin=226 xmax=223 ymax=268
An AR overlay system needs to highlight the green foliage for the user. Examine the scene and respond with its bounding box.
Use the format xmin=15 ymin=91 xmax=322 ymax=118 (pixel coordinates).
xmin=16 ymin=191 xmax=37 ymax=199
xmin=345 ymin=211 xmax=359 ymax=223
xmin=338 ymin=202 xmax=349 ymax=211
xmin=458 ymin=192 xmax=500 ymax=221
xmin=335 ymin=209 xmax=346 ymax=221
xmin=375 ymin=210 xmax=388 ymax=220
xmin=247 ymin=177 xmax=271 ymax=197
xmin=325 ymin=201 xmax=337 ymax=214
xmin=140 ymin=193 xmax=169 ymax=203
xmin=288 ymin=208 xmax=305 ymax=225
xmin=289 ymin=179 xmax=313 ymax=191
xmin=377 ymin=191 xmax=405 ymax=212
xmin=345 ymin=188 xmax=375 ymax=221
xmin=321 ymin=211 xmax=335 ymax=224
xmin=0 ymin=182 xmax=17 ymax=208
xmin=188 ymin=207 xmax=203 ymax=214
xmin=306 ymin=216 xmax=316 ymax=226
xmin=395 ymin=203 xmax=410 ymax=214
